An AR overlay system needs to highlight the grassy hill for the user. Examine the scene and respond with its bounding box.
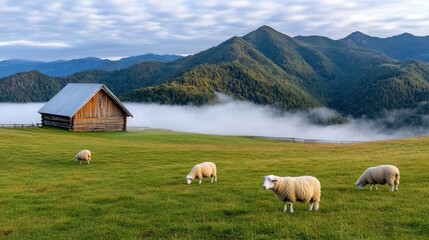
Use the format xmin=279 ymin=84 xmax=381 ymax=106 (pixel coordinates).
xmin=0 ymin=127 xmax=427 ymax=239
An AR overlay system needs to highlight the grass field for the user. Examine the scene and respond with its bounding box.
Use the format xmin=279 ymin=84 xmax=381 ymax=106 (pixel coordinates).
xmin=0 ymin=127 xmax=428 ymax=239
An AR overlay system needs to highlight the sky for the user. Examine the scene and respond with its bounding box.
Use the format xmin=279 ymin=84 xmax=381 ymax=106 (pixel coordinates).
xmin=1 ymin=0 xmax=429 ymax=61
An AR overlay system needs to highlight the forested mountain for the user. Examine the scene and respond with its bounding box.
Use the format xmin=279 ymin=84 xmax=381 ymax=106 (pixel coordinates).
xmin=343 ymin=31 xmax=429 ymax=62
xmin=0 ymin=54 xmax=181 ymax=78
xmin=2 ymin=26 xmax=429 ymax=122
xmin=122 ymin=35 xmax=324 ymax=112
xmin=0 ymin=71 xmax=64 ymax=102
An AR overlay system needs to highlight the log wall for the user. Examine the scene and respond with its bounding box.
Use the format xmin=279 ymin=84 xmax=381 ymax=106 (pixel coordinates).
xmin=72 ymin=90 xmax=126 ymax=131
xmin=42 ymin=90 xmax=128 ymax=132
xmin=42 ymin=114 xmax=72 ymax=130
xmin=74 ymin=90 xmax=125 ymax=119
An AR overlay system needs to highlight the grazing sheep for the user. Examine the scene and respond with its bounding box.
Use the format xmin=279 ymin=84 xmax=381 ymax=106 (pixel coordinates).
xmin=75 ymin=150 xmax=91 ymax=165
xmin=356 ymin=165 xmax=400 ymax=192
xmin=186 ymin=162 xmax=217 ymax=184
xmin=262 ymin=175 xmax=321 ymax=213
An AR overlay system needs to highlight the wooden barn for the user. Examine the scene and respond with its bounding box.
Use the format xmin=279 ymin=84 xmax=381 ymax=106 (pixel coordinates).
xmin=38 ymin=83 xmax=133 ymax=131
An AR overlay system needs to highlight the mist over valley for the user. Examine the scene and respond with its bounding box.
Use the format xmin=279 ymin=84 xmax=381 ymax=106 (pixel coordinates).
xmin=2 ymin=100 xmax=428 ymax=142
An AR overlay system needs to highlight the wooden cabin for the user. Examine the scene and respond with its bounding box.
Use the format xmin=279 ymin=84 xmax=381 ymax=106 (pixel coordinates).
xmin=38 ymin=83 xmax=133 ymax=131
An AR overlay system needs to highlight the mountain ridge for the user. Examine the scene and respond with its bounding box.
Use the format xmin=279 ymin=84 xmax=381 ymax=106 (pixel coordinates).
xmin=0 ymin=54 xmax=182 ymax=78
xmin=2 ymin=26 xmax=429 ymax=124
xmin=343 ymin=31 xmax=429 ymax=62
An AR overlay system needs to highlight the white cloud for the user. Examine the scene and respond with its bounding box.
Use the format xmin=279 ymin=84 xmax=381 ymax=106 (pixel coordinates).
xmin=1 ymin=0 xmax=429 ymax=60
xmin=0 ymin=40 xmax=70 ymax=48
xmin=100 ymin=56 xmax=127 ymax=61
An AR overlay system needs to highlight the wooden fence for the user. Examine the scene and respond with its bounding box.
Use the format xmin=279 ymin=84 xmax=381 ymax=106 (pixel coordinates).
xmin=244 ymin=136 xmax=361 ymax=144
xmin=0 ymin=123 xmax=42 ymax=128
xmin=0 ymin=124 xmax=360 ymax=143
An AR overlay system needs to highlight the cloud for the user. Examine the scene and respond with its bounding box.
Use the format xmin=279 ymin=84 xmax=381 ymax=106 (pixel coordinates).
xmin=1 ymin=0 xmax=429 ymax=60
xmin=0 ymin=103 xmax=45 ymax=124
xmin=0 ymin=40 xmax=70 ymax=48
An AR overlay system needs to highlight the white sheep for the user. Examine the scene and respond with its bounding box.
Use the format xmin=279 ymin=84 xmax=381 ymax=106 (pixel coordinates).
xmin=262 ymin=175 xmax=321 ymax=213
xmin=355 ymin=165 xmax=400 ymax=192
xmin=75 ymin=150 xmax=91 ymax=165
xmin=186 ymin=162 xmax=217 ymax=184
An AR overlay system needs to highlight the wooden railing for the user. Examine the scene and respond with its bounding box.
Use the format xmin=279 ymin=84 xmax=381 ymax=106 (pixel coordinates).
xmin=0 ymin=123 xmax=42 ymax=128
xmin=244 ymin=136 xmax=361 ymax=144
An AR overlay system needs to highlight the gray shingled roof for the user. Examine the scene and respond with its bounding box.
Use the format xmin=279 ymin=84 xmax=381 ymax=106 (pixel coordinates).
xmin=38 ymin=83 xmax=133 ymax=117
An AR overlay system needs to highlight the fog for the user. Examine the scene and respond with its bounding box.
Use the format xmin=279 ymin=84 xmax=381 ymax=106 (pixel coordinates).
xmin=0 ymin=103 xmax=45 ymax=124
xmin=1 ymin=100 xmax=429 ymax=142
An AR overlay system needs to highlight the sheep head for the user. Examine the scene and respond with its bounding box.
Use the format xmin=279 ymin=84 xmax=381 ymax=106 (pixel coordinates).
xmin=186 ymin=175 xmax=194 ymax=184
xmin=355 ymin=181 xmax=363 ymax=190
xmin=262 ymin=175 xmax=278 ymax=190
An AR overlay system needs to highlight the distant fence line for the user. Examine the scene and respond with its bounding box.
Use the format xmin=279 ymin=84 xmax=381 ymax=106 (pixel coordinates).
xmin=127 ymin=126 xmax=151 ymax=130
xmin=244 ymin=136 xmax=361 ymax=144
xmin=0 ymin=123 xmax=42 ymax=128
xmin=0 ymin=124 xmax=360 ymax=143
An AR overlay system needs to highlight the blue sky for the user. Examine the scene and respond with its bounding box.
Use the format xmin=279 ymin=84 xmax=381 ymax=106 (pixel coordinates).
xmin=1 ymin=0 xmax=429 ymax=61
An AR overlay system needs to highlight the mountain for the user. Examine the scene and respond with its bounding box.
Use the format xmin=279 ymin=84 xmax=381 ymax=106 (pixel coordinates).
xmin=2 ymin=26 xmax=429 ymax=123
xmin=0 ymin=54 xmax=182 ymax=78
xmin=0 ymin=71 xmax=64 ymax=102
xmin=122 ymin=36 xmax=323 ymax=113
xmin=295 ymin=35 xmax=429 ymax=117
xmin=343 ymin=31 xmax=429 ymax=62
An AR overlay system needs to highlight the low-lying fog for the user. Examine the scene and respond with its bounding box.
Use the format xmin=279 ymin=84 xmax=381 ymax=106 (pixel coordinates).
xmin=1 ymin=99 xmax=428 ymax=142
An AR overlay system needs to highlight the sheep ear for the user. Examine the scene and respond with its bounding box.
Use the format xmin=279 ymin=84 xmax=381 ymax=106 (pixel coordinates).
xmin=262 ymin=176 xmax=266 ymax=179
xmin=272 ymin=179 xmax=278 ymax=182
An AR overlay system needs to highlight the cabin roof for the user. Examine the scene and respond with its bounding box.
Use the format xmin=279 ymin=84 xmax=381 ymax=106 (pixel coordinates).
xmin=38 ymin=83 xmax=133 ymax=117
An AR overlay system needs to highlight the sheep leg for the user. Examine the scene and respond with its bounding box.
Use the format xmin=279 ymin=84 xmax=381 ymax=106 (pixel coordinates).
xmin=370 ymin=185 xmax=373 ymax=191
xmin=80 ymin=160 xmax=82 ymax=165
xmin=375 ymin=185 xmax=378 ymax=190
xmin=215 ymin=177 xmax=217 ymax=182
xmin=390 ymin=185 xmax=394 ymax=192
xmin=289 ymin=203 xmax=293 ymax=213
xmin=283 ymin=202 xmax=287 ymax=212
xmin=211 ymin=177 xmax=213 ymax=183
xmin=309 ymin=202 xmax=314 ymax=211
xmin=199 ymin=179 xmax=202 ymax=184
xmin=87 ymin=160 xmax=90 ymax=165
xmin=395 ymin=185 xmax=398 ymax=191
xmin=314 ymin=202 xmax=319 ymax=211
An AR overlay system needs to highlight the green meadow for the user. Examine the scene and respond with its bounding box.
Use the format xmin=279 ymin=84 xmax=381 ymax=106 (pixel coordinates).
xmin=0 ymin=127 xmax=428 ymax=239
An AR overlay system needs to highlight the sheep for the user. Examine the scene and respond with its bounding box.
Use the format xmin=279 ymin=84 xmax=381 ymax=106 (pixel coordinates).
xmin=262 ymin=175 xmax=321 ymax=213
xmin=75 ymin=150 xmax=91 ymax=165
xmin=186 ymin=162 xmax=217 ymax=184
xmin=355 ymin=165 xmax=400 ymax=192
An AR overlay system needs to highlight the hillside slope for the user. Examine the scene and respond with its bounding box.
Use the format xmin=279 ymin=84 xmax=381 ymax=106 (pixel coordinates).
xmin=0 ymin=71 xmax=64 ymax=102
